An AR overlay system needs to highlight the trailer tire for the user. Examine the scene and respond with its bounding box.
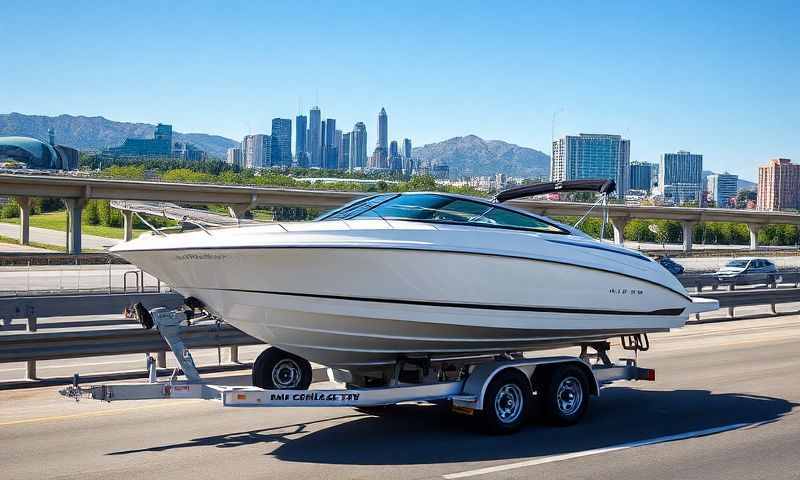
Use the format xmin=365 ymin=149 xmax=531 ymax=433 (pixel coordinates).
xmin=476 ymin=369 xmax=531 ymax=435
xmin=252 ymin=347 xmax=312 ymax=390
xmin=539 ymin=364 xmax=589 ymax=426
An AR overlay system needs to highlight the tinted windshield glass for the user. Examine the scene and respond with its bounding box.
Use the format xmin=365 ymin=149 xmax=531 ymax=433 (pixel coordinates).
xmin=315 ymin=194 xmax=397 ymax=221
xmin=725 ymin=260 xmax=749 ymax=268
xmin=366 ymin=194 xmax=563 ymax=233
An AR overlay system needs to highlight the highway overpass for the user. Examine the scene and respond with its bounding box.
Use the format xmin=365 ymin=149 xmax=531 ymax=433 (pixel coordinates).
xmin=2 ymin=173 xmax=798 ymax=253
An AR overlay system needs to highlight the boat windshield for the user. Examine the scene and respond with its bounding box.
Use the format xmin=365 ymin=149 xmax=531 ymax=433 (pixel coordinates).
xmin=320 ymin=193 xmax=564 ymax=233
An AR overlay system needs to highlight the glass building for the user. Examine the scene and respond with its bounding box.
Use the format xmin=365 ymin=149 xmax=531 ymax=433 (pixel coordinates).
xmin=350 ymin=122 xmax=368 ymax=170
xmin=659 ymin=151 xmax=703 ymax=204
xmin=308 ymin=107 xmax=322 ymax=168
xmin=0 ymin=136 xmax=78 ymax=170
xmin=104 ymin=123 xmax=173 ymax=156
xmin=271 ymin=118 xmax=292 ymax=167
xmin=295 ymin=115 xmax=307 ymax=166
xmin=551 ymin=133 xmax=630 ymax=196
xmin=707 ymin=173 xmax=738 ymax=208
xmin=629 ymin=161 xmax=655 ymax=192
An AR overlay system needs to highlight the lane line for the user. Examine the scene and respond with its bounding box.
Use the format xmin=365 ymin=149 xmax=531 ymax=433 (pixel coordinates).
xmin=0 ymin=400 xmax=204 ymax=427
xmin=442 ymin=422 xmax=751 ymax=479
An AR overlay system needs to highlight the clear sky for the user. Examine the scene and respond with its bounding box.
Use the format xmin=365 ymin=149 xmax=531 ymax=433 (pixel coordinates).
xmin=2 ymin=0 xmax=798 ymax=179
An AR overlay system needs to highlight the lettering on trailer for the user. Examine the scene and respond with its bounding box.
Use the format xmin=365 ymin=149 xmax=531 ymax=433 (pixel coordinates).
xmin=269 ymin=392 xmax=361 ymax=402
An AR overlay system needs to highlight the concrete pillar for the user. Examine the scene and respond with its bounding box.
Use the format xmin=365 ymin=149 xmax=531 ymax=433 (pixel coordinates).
xmin=682 ymin=222 xmax=696 ymax=253
xmin=610 ymin=217 xmax=629 ymax=246
xmin=16 ymin=196 xmax=32 ymax=245
xmin=227 ymin=204 xmax=251 ymax=220
xmin=63 ymin=199 xmax=85 ymax=254
xmin=747 ymin=224 xmax=762 ymax=251
xmin=122 ymin=210 xmax=134 ymax=242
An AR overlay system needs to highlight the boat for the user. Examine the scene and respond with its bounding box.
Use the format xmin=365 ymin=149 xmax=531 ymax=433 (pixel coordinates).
xmin=109 ymin=179 xmax=717 ymax=387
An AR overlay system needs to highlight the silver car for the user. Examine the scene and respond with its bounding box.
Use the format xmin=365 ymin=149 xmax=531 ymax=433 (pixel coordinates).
xmin=716 ymin=258 xmax=780 ymax=287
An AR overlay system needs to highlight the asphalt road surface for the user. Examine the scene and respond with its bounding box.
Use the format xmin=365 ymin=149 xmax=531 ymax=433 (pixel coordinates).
xmin=2 ymin=314 xmax=799 ymax=480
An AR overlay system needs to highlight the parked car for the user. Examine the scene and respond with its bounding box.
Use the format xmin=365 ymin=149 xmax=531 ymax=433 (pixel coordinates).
xmin=716 ymin=258 xmax=780 ymax=287
xmin=654 ymin=256 xmax=685 ymax=275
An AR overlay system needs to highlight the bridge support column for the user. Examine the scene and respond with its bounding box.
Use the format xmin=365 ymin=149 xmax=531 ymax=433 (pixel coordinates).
xmin=122 ymin=210 xmax=134 ymax=242
xmin=682 ymin=221 xmax=696 ymax=252
xmin=16 ymin=196 xmax=32 ymax=245
xmin=63 ymin=199 xmax=86 ymax=254
xmin=747 ymin=224 xmax=762 ymax=251
xmin=610 ymin=217 xmax=629 ymax=246
xmin=227 ymin=204 xmax=251 ymax=220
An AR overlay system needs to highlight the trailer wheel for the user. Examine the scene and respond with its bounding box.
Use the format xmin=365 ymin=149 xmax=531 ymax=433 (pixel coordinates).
xmin=476 ymin=369 xmax=531 ymax=434
xmin=540 ymin=364 xmax=589 ymax=426
xmin=252 ymin=347 xmax=312 ymax=390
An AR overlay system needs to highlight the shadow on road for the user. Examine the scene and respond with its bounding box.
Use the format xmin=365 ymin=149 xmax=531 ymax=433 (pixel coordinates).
xmin=108 ymin=387 xmax=796 ymax=464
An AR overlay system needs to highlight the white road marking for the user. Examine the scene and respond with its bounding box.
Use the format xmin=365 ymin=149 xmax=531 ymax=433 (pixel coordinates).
xmin=442 ymin=422 xmax=751 ymax=479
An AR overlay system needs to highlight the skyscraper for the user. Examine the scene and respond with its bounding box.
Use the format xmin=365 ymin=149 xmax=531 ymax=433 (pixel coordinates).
xmin=322 ymin=118 xmax=337 ymax=169
xmin=374 ymin=107 xmax=388 ymax=168
xmin=707 ymin=173 xmax=738 ymax=208
xmin=295 ymin=114 xmax=307 ymax=166
xmin=659 ymin=151 xmax=703 ymax=204
xmin=389 ymin=140 xmax=399 ymax=158
xmin=757 ymin=158 xmax=800 ymax=211
xmin=226 ymin=147 xmax=243 ymax=167
xmin=403 ymin=138 xmax=412 ymax=159
xmin=351 ymin=122 xmax=368 ymax=170
xmin=629 ymin=161 xmax=654 ymax=192
xmin=242 ymin=134 xmax=270 ymax=169
xmin=340 ymin=132 xmax=351 ymax=171
xmin=271 ymin=118 xmax=292 ymax=167
xmin=389 ymin=140 xmax=402 ymax=171
xmin=308 ymin=106 xmax=322 ymax=168
xmin=551 ymin=133 xmax=630 ymax=196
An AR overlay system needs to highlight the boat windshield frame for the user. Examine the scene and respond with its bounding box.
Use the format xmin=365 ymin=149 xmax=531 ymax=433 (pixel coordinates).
xmin=316 ymin=192 xmax=569 ymax=235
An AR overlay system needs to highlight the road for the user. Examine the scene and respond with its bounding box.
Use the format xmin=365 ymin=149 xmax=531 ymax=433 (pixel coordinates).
xmin=0 ymin=222 xmax=120 ymax=251
xmin=2 ymin=314 xmax=798 ymax=479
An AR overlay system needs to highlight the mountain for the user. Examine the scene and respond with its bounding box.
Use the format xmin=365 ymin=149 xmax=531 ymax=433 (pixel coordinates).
xmin=412 ymin=135 xmax=550 ymax=178
xmin=0 ymin=113 xmax=239 ymax=158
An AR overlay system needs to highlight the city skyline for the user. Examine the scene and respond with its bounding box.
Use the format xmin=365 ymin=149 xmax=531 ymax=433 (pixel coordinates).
xmin=2 ymin=2 xmax=797 ymax=179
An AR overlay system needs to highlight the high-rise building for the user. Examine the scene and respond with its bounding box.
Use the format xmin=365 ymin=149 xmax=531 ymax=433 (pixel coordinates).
xmin=551 ymin=133 xmax=630 ymax=196
xmin=629 ymin=161 xmax=654 ymax=193
xmin=388 ymin=140 xmax=402 ymax=171
xmin=403 ymin=138 xmax=412 ymax=159
xmin=374 ymin=107 xmax=388 ymax=168
xmin=105 ymin=123 xmax=173 ymax=157
xmin=389 ymin=140 xmax=399 ymax=158
xmin=659 ymin=151 xmax=703 ymax=204
xmin=339 ymin=132 xmax=351 ymax=171
xmin=242 ymin=134 xmax=270 ymax=169
xmin=308 ymin=106 xmax=322 ymax=167
xmin=294 ymin=115 xmax=307 ymax=166
xmin=707 ymin=173 xmax=738 ymax=208
xmin=322 ymin=118 xmax=337 ymax=170
xmin=351 ymin=122 xmax=367 ymax=170
xmin=757 ymin=158 xmax=800 ymax=211
xmin=226 ymin=147 xmax=243 ymax=167
xmin=271 ymin=118 xmax=292 ymax=167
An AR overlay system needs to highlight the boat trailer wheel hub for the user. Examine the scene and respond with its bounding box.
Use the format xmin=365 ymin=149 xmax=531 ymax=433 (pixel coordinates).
xmin=494 ymin=383 xmax=524 ymax=423
xmin=272 ymin=358 xmax=302 ymax=388
xmin=556 ymin=376 xmax=583 ymax=415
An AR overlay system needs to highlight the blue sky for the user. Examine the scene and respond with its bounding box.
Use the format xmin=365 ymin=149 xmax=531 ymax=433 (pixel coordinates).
xmin=2 ymin=0 xmax=798 ymax=179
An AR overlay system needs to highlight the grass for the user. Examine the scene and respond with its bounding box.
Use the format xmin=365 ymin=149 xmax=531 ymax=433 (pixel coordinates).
xmin=0 ymin=233 xmax=67 ymax=252
xmin=1 ymin=211 xmax=148 ymax=239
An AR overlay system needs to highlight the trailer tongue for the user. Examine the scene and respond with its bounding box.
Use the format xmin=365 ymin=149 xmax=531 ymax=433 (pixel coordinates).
xmin=60 ymin=303 xmax=656 ymax=434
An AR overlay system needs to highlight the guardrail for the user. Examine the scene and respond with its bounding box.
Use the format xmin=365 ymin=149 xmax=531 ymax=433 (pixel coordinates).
xmin=679 ymin=271 xmax=800 ymax=292
xmin=692 ymin=287 xmax=800 ymax=319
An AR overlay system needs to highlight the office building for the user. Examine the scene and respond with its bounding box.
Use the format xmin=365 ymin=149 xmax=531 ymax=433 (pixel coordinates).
xmin=551 ymin=133 xmax=630 ymax=196
xmin=226 ymin=147 xmax=243 ymax=167
xmin=432 ymin=163 xmax=450 ymax=180
xmin=707 ymin=173 xmax=738 ymax=208
xmin=295 ymin=115 xmax=307 ymax=166
xmin=757 ymin=158 xmax=800 ymax=211
xmin=308 ymin=106 xmax=322 ymax=167
xmin=373 ymin=107 xmax=388 ymax=168
xmin=104 ymin=123 xmax=173 ymax=157
xmin=339 ymin=132 xmax=351 ymax=170
xmin=322 ymin=118 xmax=338 ymax=170
xmin=659 ymin=151 xmax=703 ymax=204
xmin=271 ymin=118 xmax=292 ymax=167
xmin=242 ymin=134 xmax=271 ymax=169
xmin=403 ymin=138 xmax=412 ymax=159
xmin=351 ymin=122 xmax=368 ymax=170
xmin=629 ymin=162 xmax=655 ymax=192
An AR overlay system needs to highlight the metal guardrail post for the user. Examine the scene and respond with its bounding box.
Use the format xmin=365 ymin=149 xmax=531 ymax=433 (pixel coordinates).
xmin=728 ymin=306 xmax=735 ymax=318
xmin=26 ymin=316 xmax=37 ymax=332
xmin=229 ymin=345 xmax=239 ymax=363
xmin=26 ymin=360 xmax=36 ymax=380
